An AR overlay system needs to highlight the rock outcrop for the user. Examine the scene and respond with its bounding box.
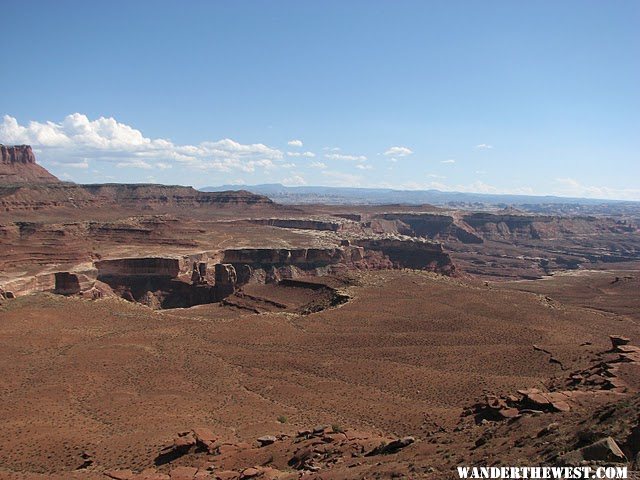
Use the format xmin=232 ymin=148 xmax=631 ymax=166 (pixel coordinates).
xmin=54 ymin=271 xmax=95 ymax=295
xmin=0 ymin=145 xmax=60 ymax=184
xmin=102 ymin=425 xmax=418 ymax=480
xmin=374 ymin=213 xmax=483 ymax=244
xmin=354 ymin=236 xmax=455 ymax=274
xmin=0 ymin=183 xmax=276 ymax=212
xmin=221 ymin=247 xmax=355 ymax=267
xmin=248 ymin=218 xmax=343 ymax=232
xmin=1 ymin=145 xmax=37 ymax=164
xmin=96 ymin=257 xmax=182 ymax=278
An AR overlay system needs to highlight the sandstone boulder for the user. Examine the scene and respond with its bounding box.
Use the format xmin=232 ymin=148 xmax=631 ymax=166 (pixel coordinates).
xmin=365 ymin=436 xmax=415 ymax=455
xmin=610 ymin=335 xmax=631 ymax=349
xmin=558 ymin=437 xmax=626 ymax=466
xmin=257 ymin=435 xmax=277 ymax=447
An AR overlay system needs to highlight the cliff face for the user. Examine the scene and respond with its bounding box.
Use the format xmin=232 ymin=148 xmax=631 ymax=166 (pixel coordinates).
xmin=95 ymin=257 xmax=182 ymax=278
xmin=0 ymin=183 xmax=275 ymax=212
xmin=462 ymin=212 xmax=638 ymax=241
xmin=0 ymin=145 xmax=60 ymax=184
xmin=248 ymin=218 xmax=342 ymax=232
xmin=1 ymin=145 xmax=37 ymax=164
xmin=80 ymin=184 xmax=275 ymax=208
xmin=354 ymin=237 xmax=455 ymax=274
xmin=375 ymin=213 xmax=483 ymax=244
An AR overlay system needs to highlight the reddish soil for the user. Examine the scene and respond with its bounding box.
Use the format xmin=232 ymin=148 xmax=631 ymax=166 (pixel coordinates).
xmin=1 ymin=270 xmax=639 ymax=478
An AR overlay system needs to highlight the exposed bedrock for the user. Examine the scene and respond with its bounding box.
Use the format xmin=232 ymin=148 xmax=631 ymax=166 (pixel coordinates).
xmin=0 ymin=265 xmax=98 ymax=298
xmin=462 ymin=212 xmax=638 ymax=241
xmin=95 ymin=257 xmax=182 ymax=277
xmin=214 ymin=263 xmax=237 ymax=297
xmin=94 ymin=256 xmax=223 ymax=308
xmin=0 ymin=144 xmax=60 ymax=184
xmin=248 ymin=218 xmax=343 ymax=231
xmin=375 ymin=213 xmax=483 ymax=244
xmin=4 ymin=239 xmax=454 ymax=306
xmin=0 ymin=145 xmax=37 ymax=164
xmin=220 ymin=246 xmax=366 ymax=285
xmin=0 ymin=183 xmax=276 ymax=212
xmin=354 ymin=237 xmax=455 ymax=274
xmin=54 ymin=272 xmax=94 ymax=295
xmin=221 ymin=247 xmax=360 ymax=266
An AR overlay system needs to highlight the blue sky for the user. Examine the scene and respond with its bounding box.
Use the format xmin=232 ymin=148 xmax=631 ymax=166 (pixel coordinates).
xmin=1 ymin=0 xmax=639 ymax=199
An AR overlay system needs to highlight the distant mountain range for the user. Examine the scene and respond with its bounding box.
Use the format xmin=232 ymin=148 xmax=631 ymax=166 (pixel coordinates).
xmin=200 ymin=183 xmax=635 ymax=208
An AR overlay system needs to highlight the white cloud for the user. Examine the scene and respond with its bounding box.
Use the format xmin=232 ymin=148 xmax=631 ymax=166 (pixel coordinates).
xmin=116 ymin=159 xmax=153 ymax=169
xmin=0 ymin=113 xmax=285 ymax=174
xmin=371 ymin=179 xmax=534 ymax=196
xmin=287 ymin=139 xmax=303 ymax=147
xmin=553 ymin=178 xmax=640 ymax=201
xmin=356 ymin=164 xmax=372 ymax=170
xmin=49 ymin=159 xmax=89 ymax=169
xmin=475 ymin=144 xmax=493 ymax=149
xmin=282 ymin=174 xmax=307 ymax=186
xmin=441 ymin=159 xmax=456 ymax=164
xmin=322 ymin=146 xmax=341 ymax=151
xmin=324 ymin=153 xmax=367 ymax=162
xmin=286 ymin=151 xmax=315 ymax=158
xmin=320 ymin=171 xmax=363 ymax=187
xmin=384 ymin=146 xmax=413 ymax=157
xmin=427 ymin=173 xmax=445 ymax=179
xmin=310 ymin=161 xmax=327 ymax=169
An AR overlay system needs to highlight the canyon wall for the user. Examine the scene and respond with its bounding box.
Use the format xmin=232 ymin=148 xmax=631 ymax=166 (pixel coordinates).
xmin=462 ymin=213 xmax=638 ymax=241
xmin=0 ymin=183 xmax=275 ymax=212
xmin=248 ymin=218 xmax=342 ymax=232
xmin=374 ymin=213 xmax=483 ymax=244
xmin=354 ymin=237 xmax=455 ymax=274
xmin=1 ymin=145 xmax=37 ymax=164
xmin=95 ymin=257 xmax=182 ymax=278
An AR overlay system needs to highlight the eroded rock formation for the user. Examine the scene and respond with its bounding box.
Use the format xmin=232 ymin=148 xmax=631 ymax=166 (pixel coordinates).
xmin=0 ymin=183 xmax=276 ymax=212
xmin=0 ymin=144 xmax=60 ymax=184
xmin=354 ymin=236 xmax=455 ymax=274
xmin=248 ymin=218 xmax=342 ymax=231
xmin=95 ymin=257 xmax=182 ymax=278
xmin=1 ymin=145 xmax=37 ymax=164
xmin=374 ymin=212 xmax=483 ymax=244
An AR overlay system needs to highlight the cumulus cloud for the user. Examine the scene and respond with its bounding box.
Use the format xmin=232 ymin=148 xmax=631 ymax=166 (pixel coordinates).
xmin=287 ymin=139 xmax=303 ymax=147
xmin=282 ymin=174 xmax=307 ymax=186
xmin=50 ymin=159 xmax=89 ymax=169
xmin=356 ymin=164 xmax=372 ymax=170
xmin=286 ymin=151 xmax=315 ymax=158
xmin=0 ymin=113 xmax=285 ymax=174
xmin=310 ymin=161 xmax=327 ymax=169
xmin=384 ymin=146 xmax=413 ymax=157
xmin=116 ymin=159 xmax=153 ymax=169
xmin=319 ymin=171 xmax=363 ymax=187
xmin=324 ymin=153 xmax=367 ymax=162
xmin=441 ymin=159 xmax=456 ymax=164
xmin=553 ymin=178 xmax=640 ymax=201
xmin=475 ymin=144 xmax=493 ymax=149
